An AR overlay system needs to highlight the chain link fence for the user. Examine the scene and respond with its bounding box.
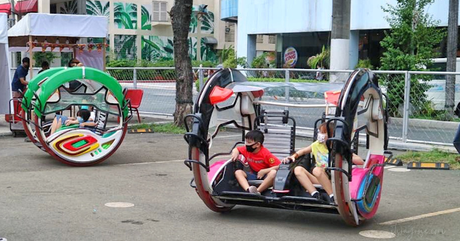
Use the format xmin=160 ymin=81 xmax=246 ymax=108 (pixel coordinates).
xmin=107 ymin=67 xmax=180 ymax=116
xmin=105 ymin=67 xmax=460 ymax=146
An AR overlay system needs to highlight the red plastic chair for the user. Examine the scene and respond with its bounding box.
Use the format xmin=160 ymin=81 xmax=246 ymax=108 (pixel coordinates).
xmin=125 ymin=89 xmax=144 ymax=123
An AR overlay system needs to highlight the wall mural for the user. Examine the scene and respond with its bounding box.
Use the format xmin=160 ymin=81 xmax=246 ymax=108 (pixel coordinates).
xmin=190 ymin=5 xmax=214 ymax=35
xmin=58 ymin=1 xmax=78 ymax=14
xmin=86 ymin=0 xmax=109 ymax=16
xmin=64 ymin=0 xmax=219 ymax=62
xmin=114 ymin=35 xmax=137 ymax=60
xmin=113 ymin=2 xmax=137 ymax=30
xmin=201 ymin=38 xmax=218 ymax=62
xmin=141 ymin=4 xmax=152 ymax=31
xmin=142 ymin=36 xmax=174 ymax=61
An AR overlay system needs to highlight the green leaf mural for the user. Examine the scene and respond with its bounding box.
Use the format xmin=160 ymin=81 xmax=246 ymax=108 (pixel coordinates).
xmin=200 ymin=11 xmax=214 ymax=34
xmin=85 ymin=1 xmax=217 ymax=62
xmin=140 ymin=4 xmax=152 ymax=30
xmin=86 ymin=0 xmax=109 ymax=16
xmin=114 ymin=2 xmax=137 ymax=29
xmin=190 ymin=5 xmax=214 ymax=34
xmin=189 ymin=13 xmax=198 ymax=34
xmin=115 ymin=35 xmax=136 ymax=60
xmin=201 ymin=38 xmax=217 ymax=62
xmin=59 ymin=1 xmax=77 ymax=14
xmin=142 ymin=36 xmax=174 ymax=61
xmin=188 ymin=37 xmax=197 ymax=60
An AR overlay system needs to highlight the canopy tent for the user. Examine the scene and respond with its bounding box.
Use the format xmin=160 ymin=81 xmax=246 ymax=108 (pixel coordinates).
xmin=14 ymin=0 xmax=37 ymax=15
xmin=0 ymin=13 xmax=11 ymax=114
xmin=0 ymin=3 xmax=11 ymax=16
xmin=8 ymin=13 xmax=108 ymax=73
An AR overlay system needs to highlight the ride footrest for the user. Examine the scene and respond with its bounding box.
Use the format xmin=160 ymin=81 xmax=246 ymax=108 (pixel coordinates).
xmin=217 ymin=191 xmax=267 ymax=200
xmin=280 ymin=195 xmax=333 ymax=205
xmin=33 ymin=141 xmax=46 ymax=152
xmin=273 ymin=164 xmax=291 ymax=194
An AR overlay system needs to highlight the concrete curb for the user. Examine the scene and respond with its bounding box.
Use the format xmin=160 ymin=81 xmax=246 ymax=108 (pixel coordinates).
xmin=391 ymin=117 xmax=459 ymax=130
xmin=0 ymin=131 xmax=12 ymax=137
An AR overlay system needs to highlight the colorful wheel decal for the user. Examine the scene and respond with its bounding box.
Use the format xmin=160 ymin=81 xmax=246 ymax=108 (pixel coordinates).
xmin=54 ymin=134 xmax=100 ymax=156
xmin=101 ymin=140 xmax=115 ymax=149
xmin=356 ymin=174 xmax=382 ymax=214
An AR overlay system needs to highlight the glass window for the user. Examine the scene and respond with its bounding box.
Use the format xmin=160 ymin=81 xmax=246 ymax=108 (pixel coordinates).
xmin=268 ymin=35 xmax=276 ymax=44
xmin=152 ymin=1 xmax=168 ymax=22
xmin=256 ymin=35 xmax=263 ymax=43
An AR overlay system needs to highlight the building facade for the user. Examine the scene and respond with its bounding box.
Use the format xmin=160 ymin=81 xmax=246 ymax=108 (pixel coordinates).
xmin=232 ymin=0 xmax=459 ymax=69
xmin=0 ymin=0 xmax=276 ymax=65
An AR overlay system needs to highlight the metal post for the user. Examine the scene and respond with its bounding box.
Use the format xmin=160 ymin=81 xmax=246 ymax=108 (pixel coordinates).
xmin=285 ymin=69 xmax=290 ymax=110
xmin=199 ymin=64 xmax=204 ymax=91
xmin=402 ymin=71 xmax=411 ymax=142
xmin=133 ymin=68 xmax=137 ymax=89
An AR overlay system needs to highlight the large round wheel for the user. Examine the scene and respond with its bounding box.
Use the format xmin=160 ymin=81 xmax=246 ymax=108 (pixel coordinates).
xmin=191 ymin=147 xmax=234 ymax=212
xmin=331 ymin=69 xmax=387 ymax=226
xmin=23 ymin=67 xmax=130 ymax=166
xmin=332 ymin=151 xmax=359 ymax=226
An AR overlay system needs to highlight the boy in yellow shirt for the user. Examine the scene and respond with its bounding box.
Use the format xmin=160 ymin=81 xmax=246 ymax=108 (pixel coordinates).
xmin=283 ymin=122 xmax=364 ymax=204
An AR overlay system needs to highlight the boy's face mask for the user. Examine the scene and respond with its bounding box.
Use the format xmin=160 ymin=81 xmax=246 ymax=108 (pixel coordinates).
xmin=245 ymin=142 xmax=259 ymax=153
xmin=317 ymin=132 xmax=327 ymax=143
xmin=77 ymin=117 xmax=83 ymax=123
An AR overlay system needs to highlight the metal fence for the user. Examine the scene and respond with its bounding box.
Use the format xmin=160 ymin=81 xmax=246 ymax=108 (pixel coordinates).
xmin=105 ymin=66 xmax=460 ymax=146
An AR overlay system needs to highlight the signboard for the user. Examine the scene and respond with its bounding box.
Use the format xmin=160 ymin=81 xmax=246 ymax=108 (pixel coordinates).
xmin=284 ymin=47 xmax=298 ymax=67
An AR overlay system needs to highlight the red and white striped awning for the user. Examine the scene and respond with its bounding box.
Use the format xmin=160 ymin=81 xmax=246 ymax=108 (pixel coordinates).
xmin=0 ymin=3 xmax=11 ymax=15
xmin=14 ymin=0 xmax=38 ymax=14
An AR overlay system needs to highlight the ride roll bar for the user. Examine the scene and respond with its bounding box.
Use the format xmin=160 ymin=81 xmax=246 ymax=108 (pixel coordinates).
xmin=183 ymin=113 xmax=210 ymax=171
xmin=209 ymin=141 xmax=244 ymax=162
xmin=325 ymin=117 xmax=354 ymax=181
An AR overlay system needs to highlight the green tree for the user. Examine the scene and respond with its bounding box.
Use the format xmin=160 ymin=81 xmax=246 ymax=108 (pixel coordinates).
xmin=33 ymin=52 xmax=56 ymax=67
xmin=222 ymin=49 xmax=247 ymax=68
xmin=380 ymin=0 xmax=446 ymax=116
xmin=307 ymin=46 xmax=330 ymax=69
xmin=251 ymin=53 xmax=268 ymax=68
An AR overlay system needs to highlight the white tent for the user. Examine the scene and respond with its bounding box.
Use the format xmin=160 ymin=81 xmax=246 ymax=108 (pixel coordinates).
xmin=0 ymin=13 xmax=11 ymax=114
xmin=8 ymin=13 xmax=108 ymax=72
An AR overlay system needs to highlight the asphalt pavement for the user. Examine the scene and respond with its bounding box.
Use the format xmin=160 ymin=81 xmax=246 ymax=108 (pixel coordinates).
xmin=0 ymin=130 xmax=459 ymax=240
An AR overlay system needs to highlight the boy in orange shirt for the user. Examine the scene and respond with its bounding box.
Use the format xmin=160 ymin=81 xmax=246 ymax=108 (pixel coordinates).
xmin=231 ymin=130 xmax=281 ymax=194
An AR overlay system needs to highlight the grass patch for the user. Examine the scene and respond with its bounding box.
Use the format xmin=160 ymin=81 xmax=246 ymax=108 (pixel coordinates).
xmin=396 ymin=149 xmax=460 ymax=170
xmin=129 ymin=122 xmax=186 ymax=134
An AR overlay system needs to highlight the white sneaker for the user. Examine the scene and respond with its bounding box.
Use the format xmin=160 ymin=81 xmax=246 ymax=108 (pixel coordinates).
xmin=247 ymin=186 xmax=259 ymax=194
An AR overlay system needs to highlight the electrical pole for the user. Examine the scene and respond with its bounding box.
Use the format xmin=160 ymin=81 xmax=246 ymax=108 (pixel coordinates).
xmin=446 ymin=0 xmax=458 ymax=115
xmin=330 ymin=0 xmax=351 ymax=82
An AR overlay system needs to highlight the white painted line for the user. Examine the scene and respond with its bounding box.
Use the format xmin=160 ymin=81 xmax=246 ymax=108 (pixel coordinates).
xmin=384 ymin=166 xmax=396 ymax=169
xmin=380 ymin=207 xmax=460 ymax=225
xmin=359 ymin=230 xmax=396 ymax=239
xmin=105 ymin=202 xmax=135 ymax=208
xmin=388 ymin=168 xmax=410 ymax=172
